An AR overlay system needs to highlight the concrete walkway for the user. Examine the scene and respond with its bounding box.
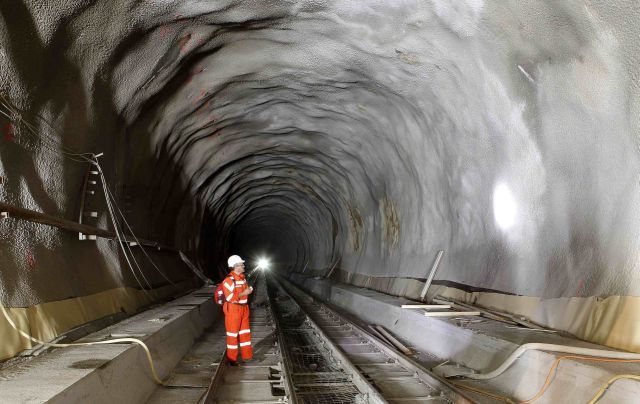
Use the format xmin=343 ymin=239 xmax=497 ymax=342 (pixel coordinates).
xmin=0 ymin=287 xmax=217 ymax=403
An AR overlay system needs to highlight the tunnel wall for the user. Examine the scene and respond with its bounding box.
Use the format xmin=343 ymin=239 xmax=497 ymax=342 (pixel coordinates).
xmin=1 ymin=0 xmax=640 ymax=357
xmin=0 ymin=1 xmax=200 ymax=359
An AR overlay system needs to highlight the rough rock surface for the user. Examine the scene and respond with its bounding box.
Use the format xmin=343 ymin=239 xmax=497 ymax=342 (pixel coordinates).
xmin=1 ymin=0 xmax=640 ymax=308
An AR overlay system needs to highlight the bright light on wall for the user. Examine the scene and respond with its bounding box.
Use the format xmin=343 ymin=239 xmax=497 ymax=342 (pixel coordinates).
xmin=493 ymin=183 xmax=517 ymax=230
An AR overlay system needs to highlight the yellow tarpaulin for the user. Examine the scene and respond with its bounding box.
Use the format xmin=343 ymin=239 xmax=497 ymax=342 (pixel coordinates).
xmin=0 ymin=279 xmax=197 ymax=360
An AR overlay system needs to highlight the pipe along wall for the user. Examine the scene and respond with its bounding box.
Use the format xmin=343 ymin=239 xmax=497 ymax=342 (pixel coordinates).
xmin=1 ymin=0 xmax=640 ymax=359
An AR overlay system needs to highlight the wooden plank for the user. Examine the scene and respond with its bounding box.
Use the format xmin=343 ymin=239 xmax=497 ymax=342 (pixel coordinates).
xmin=401 ymin=304 xmax=451 ymax=309
xmin=423 ymin=311 xmax=480 ymax=317
xmin=374 ymin=325 xmax=413 ymax=356
xmin=367 ymin=325 xmax=400 ymax=353
xmin=433 ymin=297 xmax=519 ymax=326
xmin=507 ymin=316 xmax=546 ymax=330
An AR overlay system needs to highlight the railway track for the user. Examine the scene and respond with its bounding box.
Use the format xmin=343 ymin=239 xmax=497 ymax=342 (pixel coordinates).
xmin=268 ymin=276 xmax=473 ymax=404
xmin=149 ymin=273 xmax=474 ymax=403
xmin=267 ymin=276 xmax=365 ymax=403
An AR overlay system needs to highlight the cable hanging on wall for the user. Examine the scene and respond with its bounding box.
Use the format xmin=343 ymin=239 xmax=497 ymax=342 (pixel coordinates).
xmin=0 ymin=94 xmax=194 ymax=385
xmin=0 ymin=91 xmax=181 ymax=289
xmin=0 ymin=92 xmax=96 ymax=164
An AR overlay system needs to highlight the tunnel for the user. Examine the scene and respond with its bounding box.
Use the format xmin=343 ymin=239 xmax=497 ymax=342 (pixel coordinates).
xmin=1 ymin=1 xmax=640 ymax=402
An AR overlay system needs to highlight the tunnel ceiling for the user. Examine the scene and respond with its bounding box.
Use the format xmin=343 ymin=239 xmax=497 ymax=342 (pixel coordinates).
xmin=1 ymin=0 xmax=640 ymax=304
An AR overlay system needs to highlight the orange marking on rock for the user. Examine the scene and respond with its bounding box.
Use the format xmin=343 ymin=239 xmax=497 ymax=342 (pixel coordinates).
xmin=26 ymin=251 xmax=36 ymax=269
xmin=159 ymin=25 xmax=171 ymax=39
xmin=179 ymin=34 xmax=192 ymax=53
xmin=3 ymin=123 xmax=15 ymax=142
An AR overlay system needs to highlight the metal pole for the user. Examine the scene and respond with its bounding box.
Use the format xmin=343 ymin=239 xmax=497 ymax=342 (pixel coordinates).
xmin=0 ymin=200 xmax=174 ymax=250
xmin=325 ymin=260 xmax=338 ymax=278
xmin=374 ymin=325 xmax=413 ymax=355
xmin=420 ymin=250 xmax=444 ymax=302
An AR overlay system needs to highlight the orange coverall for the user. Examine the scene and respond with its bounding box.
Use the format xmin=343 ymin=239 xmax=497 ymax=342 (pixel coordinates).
xmin=222 ymin=271 xmax=253 ymax=361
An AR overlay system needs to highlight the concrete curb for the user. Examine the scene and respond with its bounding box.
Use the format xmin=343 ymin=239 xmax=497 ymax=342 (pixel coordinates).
xmin=0 ymin=287 xmax=218 ymax=403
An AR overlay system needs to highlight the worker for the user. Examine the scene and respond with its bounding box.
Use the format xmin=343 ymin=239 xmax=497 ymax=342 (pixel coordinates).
xmin=222 ymin=255 xmax=254 ymax=365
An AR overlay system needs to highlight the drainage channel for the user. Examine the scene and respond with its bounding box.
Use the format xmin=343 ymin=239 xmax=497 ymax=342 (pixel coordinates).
xmin=272 ymin=276 xmax=474 ymax=404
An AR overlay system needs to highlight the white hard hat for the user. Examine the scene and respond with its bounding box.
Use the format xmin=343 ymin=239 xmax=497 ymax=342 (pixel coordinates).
xmin=227 ymin=255 xmax=245 ymax=267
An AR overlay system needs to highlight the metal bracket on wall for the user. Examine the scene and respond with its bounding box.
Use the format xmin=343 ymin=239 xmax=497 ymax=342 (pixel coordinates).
xmin=78 ymin=163 xmax=101 ymax=241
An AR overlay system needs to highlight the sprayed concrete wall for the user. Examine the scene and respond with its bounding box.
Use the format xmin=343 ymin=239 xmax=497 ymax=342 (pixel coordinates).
xmin=1 ymin=0 xmax=640 ymax=354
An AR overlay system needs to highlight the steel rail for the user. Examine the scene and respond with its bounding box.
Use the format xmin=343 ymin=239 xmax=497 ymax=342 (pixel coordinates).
xmin=201 ymin=350 xmax=228 ymax=404
xmin=267 ymin=279 xmax=298 ymax=403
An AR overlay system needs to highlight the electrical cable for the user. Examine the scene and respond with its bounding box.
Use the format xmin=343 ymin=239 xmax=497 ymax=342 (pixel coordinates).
xmin=588 ymin=374 xmax=640 ymax=404
xmin=102 ymin=182 xmax=176 ymax=286
xmin=451 ymin=354 xmax=640 ymax=403
xmin=0 ymin=96 xmax=95 ymax=164
xmin=449 ymin=343 xmax=640 ymax=380
xmin=0 ymin=301 xmax=167 ymax=385
xmin=0 ymin=122 xmax=169 ymax=295
xmin=0 ymin=150 xmax=187 ymax=387
xmin=449 ymin=381 xmax=514 ymax=403
xmin=0 ymin=106 xmax=91 ymax=164
xmin=105 ymin=188 xmax=155 ymax=292
xmin=0 ymin=162 xmax=171 ymax=383
xmin=0 ymin=147 xmax=173 ymax=386
xmin=125 ymin=238 xmax=155 ymax=290
xmin=179 ymin=251 xmax=212 ymax=284
xmin=97 ymin=158 xmax=177 ymax=291
xmin=519 ymin=355 xmax=640 ymax=403
xmin=94 ymin=158 xmax=155 ymax=298
xmin=0 ymin=92 xmax=95 ymax=160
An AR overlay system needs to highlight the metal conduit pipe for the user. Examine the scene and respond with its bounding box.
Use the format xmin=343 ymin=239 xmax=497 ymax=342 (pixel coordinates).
xmin=452 ymin=343 xmax=640 ymax=380
xmin=0 ymin=201 xmax=174 ymax=250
